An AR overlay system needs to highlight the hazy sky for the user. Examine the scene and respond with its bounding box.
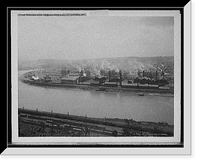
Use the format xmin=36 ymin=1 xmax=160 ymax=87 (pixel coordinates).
xmin=18 ymin=15 xmax=174 ymax=61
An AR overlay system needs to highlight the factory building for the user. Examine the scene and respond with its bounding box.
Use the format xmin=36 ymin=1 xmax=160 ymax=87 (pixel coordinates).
xmin=107 ymin=70 xmax=123 ymax=86
xmin=61 ymin=76 xmax=79 ymax=84
xmin=90 ymin=81 xmax=100 ymax=86
xmin=93 ymin=76 xmax=107 ymax=82
xmin=60 ymin=72 xmax=80 ymax=84
xmin=121 ymin=83 xmax=138 ymax=89
xmin=80 ymin=70 xmax=84 ymax=76
xmin=44 ymin=75 xmax=51 ymax=82
xmin=134 ymin=77 xmax=150 ymax=84
xmin=133 ymin=76 xmax=169 ymax=86
xmin=104 ymin=82 xmax=118 ymax=87
xmin=79 ymin=76 xmax=89 ymax=82
xmin=61 ymin=69 xmax=67 ymax=77
xmin=85 ymin=70 xmax=91 ymax=78
xmin=68 ymin=72 xmax=80 ymax=77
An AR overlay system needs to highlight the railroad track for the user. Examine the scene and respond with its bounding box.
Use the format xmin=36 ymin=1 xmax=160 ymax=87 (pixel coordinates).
xmin=19 ymin=116 xmax=120 ymax=136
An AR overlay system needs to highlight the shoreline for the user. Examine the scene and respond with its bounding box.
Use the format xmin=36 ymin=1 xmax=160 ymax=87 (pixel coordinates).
xmin=19 ymin=71 xmax=174 ymax=96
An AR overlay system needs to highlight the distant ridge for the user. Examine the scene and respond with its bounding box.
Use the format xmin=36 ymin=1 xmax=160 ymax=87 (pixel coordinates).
xmin=19 ymin=56 xmax=174 ymax=72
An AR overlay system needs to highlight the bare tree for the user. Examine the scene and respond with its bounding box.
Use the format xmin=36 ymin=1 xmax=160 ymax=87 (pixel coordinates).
xmin=82 ymin=125 xmax=92 ymax=136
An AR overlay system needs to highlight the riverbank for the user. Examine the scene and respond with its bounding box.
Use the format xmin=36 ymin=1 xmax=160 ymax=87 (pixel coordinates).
xmin=20 ymin=71 xmax=174 ymax=96
xmin=19 ymin=108 xmax=174 ymax=137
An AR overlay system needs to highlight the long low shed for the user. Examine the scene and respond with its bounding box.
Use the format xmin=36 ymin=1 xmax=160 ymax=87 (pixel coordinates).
xmin=121 ymin=84 xmax=159 ymax=89
xmin=104 ymin=82 xmax=118 ymax=87
xmin=61 ymin=76 xmax=79 ymax=84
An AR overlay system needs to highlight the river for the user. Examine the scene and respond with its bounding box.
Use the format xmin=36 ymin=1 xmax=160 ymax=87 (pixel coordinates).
xmin=18 ymin=70 xmax=174 ymax=125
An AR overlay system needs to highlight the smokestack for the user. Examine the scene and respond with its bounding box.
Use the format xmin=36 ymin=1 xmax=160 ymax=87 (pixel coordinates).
xmin=161 ymin=70 xmax=165 ymax=77
xmin=155 ymin=71 xmax=158 ymax=81
xmin=137 ymin=70 xmax=140 ymax=77
xmin=149 ymin=69 xmax=152 ymax=79
xmin=108 ymin=71 xmax=111 ymax=81
xmin=119 ymin=70 xmax=122 ymax=86
xmin=143 ymin=70 xmax=145 ymax=77
xmin=80 ymin=70 xmax=84 ymax=76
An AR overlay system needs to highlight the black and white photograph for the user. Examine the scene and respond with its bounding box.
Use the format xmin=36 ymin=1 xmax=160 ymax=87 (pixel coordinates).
xmin=5 ymin=4 xmax=192 ymax=155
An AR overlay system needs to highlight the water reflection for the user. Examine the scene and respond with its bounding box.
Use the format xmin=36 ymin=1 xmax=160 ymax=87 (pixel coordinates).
xmin=89 ymin=90 xmax=121 ymax=97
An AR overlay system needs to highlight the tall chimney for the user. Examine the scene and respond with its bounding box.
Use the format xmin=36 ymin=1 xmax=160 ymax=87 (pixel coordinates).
xmin=137 ymin=70 xmax=140 ymax=77
xmin=155 ymin=71 xmax=158 ymax=81
xmin=161 ymin=70 xmax=165 ymax=77
xmin=143 ymin=70 xmax=145 ymax=77
xmin=80 ymin=70 xmax=84 ymax=76
xmin=119 ymin=70 xmax=122 ymax=86
xmin=149 ymin=69 xmax=152 ymax=79
xmin=108 ymin=71 xmax=111 ymax=81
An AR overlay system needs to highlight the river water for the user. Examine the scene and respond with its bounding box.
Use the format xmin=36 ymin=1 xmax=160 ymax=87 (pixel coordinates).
xmin=18 ymin=70 xmax=174 ymax=125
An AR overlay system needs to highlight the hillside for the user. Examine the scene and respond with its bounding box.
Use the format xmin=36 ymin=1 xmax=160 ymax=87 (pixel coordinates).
xmin=18 ymin=56 xmax=174 ymax=75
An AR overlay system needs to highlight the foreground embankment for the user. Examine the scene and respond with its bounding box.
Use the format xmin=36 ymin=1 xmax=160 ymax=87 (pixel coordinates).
xmin=19 ymin=108 xmax=174 ymax=137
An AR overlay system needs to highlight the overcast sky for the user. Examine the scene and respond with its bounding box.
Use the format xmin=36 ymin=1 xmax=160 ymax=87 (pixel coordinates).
xmin=18 ymin=15 xmax=174 ymax=61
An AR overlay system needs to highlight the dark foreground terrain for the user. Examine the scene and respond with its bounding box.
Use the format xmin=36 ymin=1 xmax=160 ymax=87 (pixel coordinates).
xmin=19 ymin=108 xmax=174 ymax=137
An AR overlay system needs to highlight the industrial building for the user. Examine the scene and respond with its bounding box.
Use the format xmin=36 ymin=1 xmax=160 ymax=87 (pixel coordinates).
xmin=121 ymin=83 xmax=138 ymax=88
xmin=104 ymin=82 xmax=118 ymax=87
xmin=22 ymin=68 xmax=172 ymax=93
xmin=90 ymin=81 xmax=100 ymax=86
xmin=133 ymin=76 xmax=169 ymax=86
xmin=61 ymin=72 xmax=80 ymax=84
xmin=61 ymin=76 xmax=79 ymax=84
xmin=85 ymin=70 xmax=91 ymax=78
xmin=44 ymin=75 xmax=51 ymax=82
xmin=107 ymin=70 xmax=123 ymax=86
xmin=68 ymin=72 xmax=80 ymax=77
xmin=61 ymin=69 xmax=67 ymax=77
